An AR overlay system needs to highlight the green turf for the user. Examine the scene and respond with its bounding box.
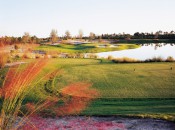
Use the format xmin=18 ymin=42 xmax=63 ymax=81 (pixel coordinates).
xmin=1 ymin=59 xmax=175 ymax=119
xmin=44 ymin=59 xmax=175 ymax=98
xmin=24 ymin=59 xmax=175 ymax=118
xmin=35 ymin=43 xmax=140 ymax=53
xmin=81 ymin=98 xmax=175 ymax=115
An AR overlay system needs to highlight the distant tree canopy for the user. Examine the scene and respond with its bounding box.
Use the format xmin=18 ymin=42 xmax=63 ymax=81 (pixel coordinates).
xmin=0 ymin=33 xmax=40 ymax=46
xmin=50 ymin=29 xmax=58 ymax=43
xmin=0 ymin=30 xmax=175 ymax=46
xmin=100 ymin=31 xmax=175 ymax=40
xmin=132 ymin=31 xmax=175 ymax=39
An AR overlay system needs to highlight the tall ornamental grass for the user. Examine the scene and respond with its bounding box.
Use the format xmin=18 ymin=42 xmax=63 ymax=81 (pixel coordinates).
xmin=0 ymin=60 xmax=99 ymax=130
xmin=0 ymin=60 xmax=47 ymax=130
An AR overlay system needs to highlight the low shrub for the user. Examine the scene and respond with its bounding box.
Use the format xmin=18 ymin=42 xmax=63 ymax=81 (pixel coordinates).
xmin=51 ymin=54 xmax=59 ymax=58
xmin=35 ymin=54 xmax=42 ymax=59
xmin=0 ymin=53 xmax=8 ymax=68
xmin=7 ymin=56 xmax=13 ymax=63
xmin=0 ymin=42 xmax=4 ymax=48
xmin=166 ymin=56 xmax=174 ymax=62
xmin=107 ymin=55 xmax=113 ymax=60
xmin=22 ymin=53 xmax=36 ymax=59
xmin=145 ymin=57 xmax=164 ymax=62
xmin=112 ymin=57 xmax=139 ymax=63
xmin=14 ymin=44 xmax=20 ymax=50
xmin=23 ymin=53 xmax=29 ymax=59
xmin=88 ymin=54 xmax=98 ymax=59
xmin=112 ymin=56 xmax=174 ymax=63
xmin=153 ymin=56 xmax=163 ymax=62
xmin=67 ymin=53 xmax=77 ymax=58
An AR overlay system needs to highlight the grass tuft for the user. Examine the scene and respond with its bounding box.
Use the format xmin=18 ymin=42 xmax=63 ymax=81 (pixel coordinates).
xmin=0 ymin=60 xmax=47 ymax=130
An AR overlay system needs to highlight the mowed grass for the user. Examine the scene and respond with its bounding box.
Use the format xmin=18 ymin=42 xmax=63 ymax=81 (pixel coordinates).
xmin=41 ymin=59 xmax=175 ymax=117
xmin=1 ymin=58 xmax=175 ymax=118
xmin=36 ymin=43 xmax=140 ymax=53
xmin=45 ymin=59 xmax=175 ymax=98
xmin=82 ymin=98 xmax=175 ymax=116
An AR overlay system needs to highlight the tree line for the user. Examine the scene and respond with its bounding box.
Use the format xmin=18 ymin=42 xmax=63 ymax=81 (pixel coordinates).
xmin=99 ymin=31 xmax=175 ymax=40
xmin=48 ymin=29 xmax=175 ymax=43
xmin=1 ymin=30 xmax=175 ymax=46
xmin=0 ymin=32 xmax=40 ymax=47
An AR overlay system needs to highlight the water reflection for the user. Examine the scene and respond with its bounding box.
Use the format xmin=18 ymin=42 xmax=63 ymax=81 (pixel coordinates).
xmin=140 ymin=43 xmax=175 ymax=50
xmin=97 ymin=43 xmax=175 ymax=60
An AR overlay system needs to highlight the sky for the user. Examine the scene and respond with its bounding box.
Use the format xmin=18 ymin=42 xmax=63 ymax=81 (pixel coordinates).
xmin=0 ymin=0 xmax=175 ymax=37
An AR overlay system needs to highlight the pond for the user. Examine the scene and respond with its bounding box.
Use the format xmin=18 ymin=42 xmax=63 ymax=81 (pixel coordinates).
xmin=97 ymin=43 xmax=175 ymax=60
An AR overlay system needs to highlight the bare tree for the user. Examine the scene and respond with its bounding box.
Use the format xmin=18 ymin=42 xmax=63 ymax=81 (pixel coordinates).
xmin=50 ymin=29 xmax=58 ymax=44
xmin=158 ymin=30 xmax=163 ymax=34
xmin=170 ymin=30 xmax=174 ymax=34
xmin=65 ymin=30 xmax=71 ymax=39
xmin=22 ymin=32 xmax=31 ymax=43
xmin=78 ymin=29 xmax=83 ymax=39
xmin=154 ymin=32 xmax=159 ymax=39
xmin=89 ymin=32 xmax=95 ymax=40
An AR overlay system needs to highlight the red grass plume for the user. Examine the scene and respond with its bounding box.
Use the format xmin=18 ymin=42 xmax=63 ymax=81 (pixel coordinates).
xmin=0 ymin=60 xmax=47 ymax=130
xmin=55 ymin=83 xmax=99 ymax=116
xmin=1 ymin=60 xmax=47 ymax=99
xmin=61 ymin=82 xmax=99 ymax=98
xmin=25 ymin=83 xmax=100 ymax=117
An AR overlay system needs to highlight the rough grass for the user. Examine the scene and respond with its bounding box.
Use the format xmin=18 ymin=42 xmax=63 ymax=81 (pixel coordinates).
xmin=35 ymin=43 xmax=140 ymax=53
